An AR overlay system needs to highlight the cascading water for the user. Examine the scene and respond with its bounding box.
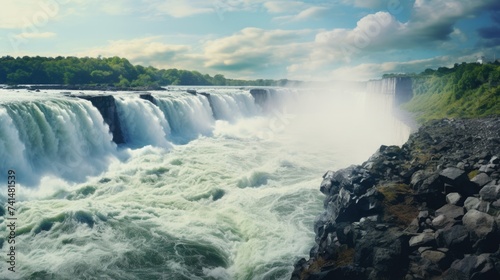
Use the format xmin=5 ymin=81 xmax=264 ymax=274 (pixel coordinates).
xmin=0 ymin=87 xmax=411 ymax=280
xmin=114 ymin=96 xmax=172 ymax=149
xmin=204 ymin=89 xmax=260 ymax=121
xmin=153 ymin=93 xmax=214 ymax=144
xmin=0 ymin=96 xmax=117 ymax=186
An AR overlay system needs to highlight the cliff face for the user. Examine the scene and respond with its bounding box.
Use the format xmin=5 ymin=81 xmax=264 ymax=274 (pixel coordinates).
xmin=292 ymin=118 xmax=500 ymax=280
xmin=76 ymin=95 xmax=125 ymax=144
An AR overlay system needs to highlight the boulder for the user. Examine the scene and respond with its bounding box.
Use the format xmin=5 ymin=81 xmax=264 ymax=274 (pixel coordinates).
xmin=490 ymin=156 xmax=500 ymax=164
xmin=409 ymin=231 xmax=436 ymax=248
xmin=462 ymin=210 xmax=497 ymax=240
xmin=421 ymin=250 xmax=449 ymax=269
xmin=464 ymin=197 xmax=481 ymax=211
xmin=449 ymin=254 xmax=498 ymax=279
xmin=440 ymin=168 xmax=468 ymax=186
xmin=462 ymin=210 xmax=500 ymax=253
xmin=435 ymin=204 xmax=465 ymax=220
xmin=432 ymin=214 xmax=455 ymax=230
xmin=411 ymin=173 xmax=446 ymax=208
xmin=309 ymin=266 xmax=366 ymax=280
xmin=479 ymin=185 xmax=500 ymax=202
xmin=471 ymin=173 xmax=492 ymax=188
xmin=436 ymin=225 xmax=470 ymax=254
xmin=480 ymin=164 xmax=498 ymax=174
xmin=446 ymin=192 xmax=462 ymax=205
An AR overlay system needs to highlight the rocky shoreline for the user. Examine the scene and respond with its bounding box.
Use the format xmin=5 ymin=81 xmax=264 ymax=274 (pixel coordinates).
xmin=292 ymin=117 xmax=500 ymax=280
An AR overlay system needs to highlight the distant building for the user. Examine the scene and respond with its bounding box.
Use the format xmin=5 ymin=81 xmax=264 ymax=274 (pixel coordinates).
xmin=477 ymin=56 xmax=485 ymax=64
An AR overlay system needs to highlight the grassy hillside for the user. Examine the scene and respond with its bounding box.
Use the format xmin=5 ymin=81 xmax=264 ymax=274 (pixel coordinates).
xmin=400 ymin=62 xmax=500 ymax=122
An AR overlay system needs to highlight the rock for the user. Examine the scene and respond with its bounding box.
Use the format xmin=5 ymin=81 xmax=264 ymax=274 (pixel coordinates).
xmin=418 ymin=210 xmax=429 ymax=221
xmin=462 ymin=210 xmax=497 ymax=240
xmin=320 ymin=171 xmax=335 ymax=194
xmin=464 ymin=210 xmax=499 ymax=253
xmin=139 ymin=93 xmax=156 ymax=104
xmin=464 ymin=197 xmax=481 ymax=211
xmin=476 ymin=201 xmax=491 ymax=213
xmin=449 ymin=254 xmax=498 ymax=279
xmin=421 ymin=250 xmax=449 ymax=268
xmin=441 ymin=268 xmax=469 ymax=280
xmin=418 ymin=247 xmax=433 ymax=254
xmin=436 ymin=225 xmax=470 ymax=254
xmin=457 ymin=162 xmax=466 ymax=170
xmin=409 ymin=231 xmax=436 ymax=248
xmin=76 ymin=95 xmax=125 ymax=144
xmin=480 ymin=164 xmax=498 ymax=174
xmin=336 ymin=223 xmax=355 ymax=247
xmin=490 ymin=156 xmax=500 ymax=164
xmin=440 ymin=167 xmax=468 ymax=186
xmin=412 ymin=173 xmax=446 ymax=208
xmin=432 ymin=214 xmax=455 ymax=230
xmin=435 ymin=204 xmax=465 ymax=220
xmin=353 ymin=226 xmax=408 ymax=279
xmin=294 ymin=118 xmax=500 ymax=279
xmin=479 ymin=185 xmax=500 ymax=202
xmin=446 ymin=192 xmax=462 ymax=205
xmin=309 ymin=265 xmax=366 ymax=280
xmin=471 ymin=173 xmax=492 ymax=188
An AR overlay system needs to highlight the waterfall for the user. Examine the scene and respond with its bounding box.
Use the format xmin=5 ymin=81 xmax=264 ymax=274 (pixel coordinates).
xmin=0 ymin=98 xmax=116 ymax=186
xmin=206 ymin=90 xmax=261 ymax=121
xmin=154 ymin=93 xmax=215 ymax=144
xmin=114 ymin=96 xmax=172 ymax=149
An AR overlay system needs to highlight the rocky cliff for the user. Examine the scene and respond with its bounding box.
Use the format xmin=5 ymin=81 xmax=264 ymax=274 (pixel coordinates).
xmin=292 ymin=117 xmax=500 ymax=280
xmin=75 ymin=95 xmax=125 ymax=144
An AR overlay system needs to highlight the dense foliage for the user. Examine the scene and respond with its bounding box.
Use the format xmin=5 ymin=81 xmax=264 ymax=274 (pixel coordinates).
xmin=0 ymin=56 xmax=293 ymax=87
xmin=397 ymin=62 xmax=500 ymax=122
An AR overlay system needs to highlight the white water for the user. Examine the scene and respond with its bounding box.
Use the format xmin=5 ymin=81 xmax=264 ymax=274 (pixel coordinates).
xmin=115 ymin=96 xmax=172 ymax=149
xmin=0 ymin=87 xmax=411 ymax=280
xmin=154 ymin=93 xmax=214 ymax=144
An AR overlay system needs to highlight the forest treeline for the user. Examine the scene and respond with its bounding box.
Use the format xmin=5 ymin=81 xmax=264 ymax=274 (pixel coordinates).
xmin=0 ymin=56 xmax=294 ymax=87
xmin=385 ymin=61 xmax=500 ymax=122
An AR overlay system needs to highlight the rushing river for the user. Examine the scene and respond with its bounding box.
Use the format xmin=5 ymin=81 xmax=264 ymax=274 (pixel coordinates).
xmin=0 ymin=87 xmax=410 ymax=279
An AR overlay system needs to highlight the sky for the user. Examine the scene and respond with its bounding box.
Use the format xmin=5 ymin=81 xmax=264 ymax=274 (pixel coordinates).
xmin=0 ymin=0 xmax=499 ymax=81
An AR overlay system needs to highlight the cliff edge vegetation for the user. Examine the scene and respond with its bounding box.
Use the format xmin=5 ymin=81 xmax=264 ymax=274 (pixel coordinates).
xmin=391 ymin=62 xmax=500 ymax=122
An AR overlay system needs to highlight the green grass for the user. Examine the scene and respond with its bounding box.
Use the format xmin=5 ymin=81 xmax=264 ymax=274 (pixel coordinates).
xmin=395 ymin=62 xmax=500 ymax=123
xmin=403 ymin=84 xmax=500 ymax=123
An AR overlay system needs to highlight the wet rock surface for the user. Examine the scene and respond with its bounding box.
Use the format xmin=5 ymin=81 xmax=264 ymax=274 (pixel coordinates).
xmin=292 ymin=118 xmax=500 ymax=280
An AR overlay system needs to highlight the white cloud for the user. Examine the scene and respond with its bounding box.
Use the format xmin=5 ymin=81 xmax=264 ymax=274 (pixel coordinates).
xmin=0 ymin=0 xmax=90 ymax=29
xmin=76 ymin=37 xmax=190 ymax=67
xmin=276 ymin=6 xmax=330 ymax=22
xmin=14 ymin=32 xmax=56 ymax=39
xmin=202 ymin=27 xmax=312 ymax=72
xmin=264 ymin=1 xmax=307 ymax=13
xmin=300 ymin=0 xmax=500 ymax=70
xmin=143 ymin=0 xmax=214 ymax=18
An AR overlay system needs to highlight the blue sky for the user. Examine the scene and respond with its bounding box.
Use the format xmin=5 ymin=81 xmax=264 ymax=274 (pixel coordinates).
xmin=1 ymin=0 xmax=499 ymax=81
